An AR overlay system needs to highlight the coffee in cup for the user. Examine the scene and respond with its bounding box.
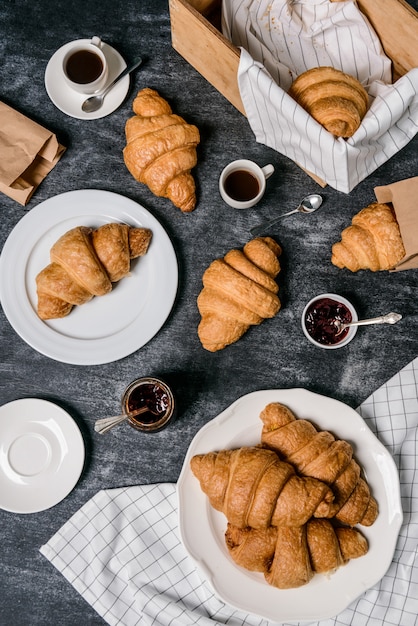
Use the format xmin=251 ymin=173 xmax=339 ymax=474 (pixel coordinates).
xmin=63 ymin=37 xmax=108 ymax=94
xmin=219 ymin=159 xmax=274 ymax=209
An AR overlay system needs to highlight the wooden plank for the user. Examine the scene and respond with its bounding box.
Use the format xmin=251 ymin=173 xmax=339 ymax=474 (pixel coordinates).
xmin=356 ymin=0 xmax=418 ymax=79
xmin=169 ymin=0 xmax=244 ymax=114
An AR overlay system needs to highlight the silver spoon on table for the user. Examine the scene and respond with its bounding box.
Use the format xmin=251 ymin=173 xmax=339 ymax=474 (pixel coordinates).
xmin=82 ymin=57 xmax=143 ymax=113
xmin=250 ymin=193 xmax=323 ymax=237
xmin=94 ymin=404 xmax=158 ymax=435
xmin=334 ymin=312 xmax=402 ymax=336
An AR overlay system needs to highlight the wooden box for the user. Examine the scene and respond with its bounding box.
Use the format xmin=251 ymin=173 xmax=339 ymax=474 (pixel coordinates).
xmin=169 ymin=0 xmax=418 ymax=117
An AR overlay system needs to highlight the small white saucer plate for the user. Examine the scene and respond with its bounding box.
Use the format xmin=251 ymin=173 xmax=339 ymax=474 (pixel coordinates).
xmin=0 ymin=398 xmax=85 ymax=514
xmin=45 ymin=39 xmax=129 ymax=119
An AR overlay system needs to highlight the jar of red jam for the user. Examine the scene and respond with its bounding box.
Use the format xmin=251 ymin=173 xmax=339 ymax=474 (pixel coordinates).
xmin=121 ymin=377 xmax=175 ymax=432
xmin=301 ymin=293 xmax=358 ymax=349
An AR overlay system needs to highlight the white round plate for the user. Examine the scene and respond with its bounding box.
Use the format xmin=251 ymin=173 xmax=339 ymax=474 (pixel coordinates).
xmin=178 ymin=389 xmax=403 ymax=623
xmin=0 ymin=189 xmax=178 ymax=365
xmin=0 ymin=398 xmax=85 ymax=514
xmin=45 ymin=39 xmax=129 ymax=119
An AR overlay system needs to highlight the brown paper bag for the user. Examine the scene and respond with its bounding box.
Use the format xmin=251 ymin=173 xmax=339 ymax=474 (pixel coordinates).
xmin=0 ymin=101 xmax=66 ymax=205
xmin=374 ymin=177 xmax=418 ymax=272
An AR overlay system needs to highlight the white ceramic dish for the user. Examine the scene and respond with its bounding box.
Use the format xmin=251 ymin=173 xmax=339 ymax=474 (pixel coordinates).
xmin=0 ymin=398 xmax=85 ymax=514
xmin=177 ymin=389 xmax=403 ymax=623
xmin=0 ymin=189 xmax=178 ymax=365
xmin=45 ymin=39 xmax=129 ymax=119
xmin=301 ymin=293 xmax=358 ymax=349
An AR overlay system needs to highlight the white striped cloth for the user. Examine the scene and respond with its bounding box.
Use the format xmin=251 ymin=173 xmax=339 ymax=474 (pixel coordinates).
xmin=222 ymin=0 xmax=418 ymax=193
xmin=40 ymin=357 xmax=418 ymax=626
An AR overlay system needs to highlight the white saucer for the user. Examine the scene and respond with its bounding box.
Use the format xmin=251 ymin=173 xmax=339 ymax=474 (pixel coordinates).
xmin=0 ymin=398 xmax=85 ymax=514
xmin=45 ymin=39 xmax=129 ymax=119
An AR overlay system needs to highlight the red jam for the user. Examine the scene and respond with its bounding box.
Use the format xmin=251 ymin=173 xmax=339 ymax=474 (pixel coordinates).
xmin=122 ymin=377 xmax=175 ymax=431
xmin=305 ymin=297 xmax=352 ymax=345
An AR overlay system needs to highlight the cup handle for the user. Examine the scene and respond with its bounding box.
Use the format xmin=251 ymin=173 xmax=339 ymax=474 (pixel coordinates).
xmin=90 ymin=36 xmax=102 ymax=48
xmin=262 ymin=164 xmax=274 ymax=180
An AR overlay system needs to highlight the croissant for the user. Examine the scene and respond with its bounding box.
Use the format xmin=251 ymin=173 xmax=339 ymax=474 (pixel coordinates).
xmin=197 ymin=237 xmax=282 ymax=351
xmin=190 ymin=446 xmax=335 ymax=528
xmin=260 ymin=403 xmax=378 ymax=526
xmin=36 ymin=223 xmax=152 ymax=319
xmin=288 ymin=66 xmax=369 ymax=138
xmin=225 ymin=518 xmax=368 ymax=589
xmin=123 ymin=88 xmax=200 ymax=212
xmin=331 ymin=202 xmax=405 ymax=271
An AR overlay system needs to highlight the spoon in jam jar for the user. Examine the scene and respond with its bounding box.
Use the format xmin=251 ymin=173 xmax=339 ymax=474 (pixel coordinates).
xmin=250 ymin=193 xmax=323 ymax=237
xmin=94 ymin=406 xmax=159 ymax=435
xmin=334 ymin=312 xmax=402 ymax=336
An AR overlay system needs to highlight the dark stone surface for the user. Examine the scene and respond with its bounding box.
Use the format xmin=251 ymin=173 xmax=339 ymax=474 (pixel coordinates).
xmin=0 ymin=1 xmax=417 ymax=624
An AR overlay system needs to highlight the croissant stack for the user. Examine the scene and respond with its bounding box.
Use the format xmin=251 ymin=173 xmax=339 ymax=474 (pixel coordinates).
xmin=288 ymin=66 xmax=369 ymax=138
xmin=331 ymin=202 xmax=405 ymax=271
xmin=36 ymin=223 xmax=152 ymax=320
xmin=123 ymin=88 xmax=200 ymax=212
xmin=260 ymin=403 xmax=378 ymax=526
xmin=197 ymin=237 xmax=282 ymax=351
xmin=190 ymin=446 xmax=335 ymax=528
xmin=225 ymin=518 xmax=368 ymax=589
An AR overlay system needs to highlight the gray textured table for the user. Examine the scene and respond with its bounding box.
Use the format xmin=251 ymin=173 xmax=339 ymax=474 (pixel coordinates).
xmin=0 ymin=1 xmax=417 ymax=624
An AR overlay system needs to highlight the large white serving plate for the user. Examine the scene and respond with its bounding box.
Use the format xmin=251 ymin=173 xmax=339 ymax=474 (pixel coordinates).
xmin=0 ymin=190 xmax=178 ymax=365
xmin=177 ymin=389 xmax=403 ymax=623
xmin=0 ymin=398 xmax=85 ymax=514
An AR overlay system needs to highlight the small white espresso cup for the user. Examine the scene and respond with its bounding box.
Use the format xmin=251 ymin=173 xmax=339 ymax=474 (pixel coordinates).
xmin=62 ymin=37 xmax=108 ymax=94
xmin=219 ymin=159 xmax=274 ymax=209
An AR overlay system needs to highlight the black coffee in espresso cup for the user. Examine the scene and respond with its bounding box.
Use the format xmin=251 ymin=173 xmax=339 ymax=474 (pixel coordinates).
xmin=65 ymin=49 xmax=103 ymax=84
xmin=62 ymin=36 xmax=108 ymax=94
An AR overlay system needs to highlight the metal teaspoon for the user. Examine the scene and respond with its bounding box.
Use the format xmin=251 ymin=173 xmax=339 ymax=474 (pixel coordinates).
xmin=81 ymin=57 xmax=143 ymax=113
xmin=94 ymin=405 xmax=158 ymax=434
xmin=250 ymin=193 xmax=323 ymax=237
xmin=334 ymin=312 xmax=402 ymax=336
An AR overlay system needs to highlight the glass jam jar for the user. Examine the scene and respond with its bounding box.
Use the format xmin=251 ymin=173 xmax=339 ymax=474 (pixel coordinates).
xmin=121 ymin=377 xmax=175 ymax=432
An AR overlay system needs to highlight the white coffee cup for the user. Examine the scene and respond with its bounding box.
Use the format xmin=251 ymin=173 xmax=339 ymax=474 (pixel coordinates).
xmin=62 ymin=37 xmax=108 ymax=94
xmin=219 ymin=159 xmax=275 ymax=209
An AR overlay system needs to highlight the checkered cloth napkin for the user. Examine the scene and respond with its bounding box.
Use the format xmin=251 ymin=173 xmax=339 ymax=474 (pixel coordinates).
xmin=40 ymin=357 xmax=418 ymax=626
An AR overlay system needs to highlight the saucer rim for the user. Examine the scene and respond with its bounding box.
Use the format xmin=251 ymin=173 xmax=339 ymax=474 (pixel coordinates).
xmin=44 ymin=38 xmax=129 ymax=120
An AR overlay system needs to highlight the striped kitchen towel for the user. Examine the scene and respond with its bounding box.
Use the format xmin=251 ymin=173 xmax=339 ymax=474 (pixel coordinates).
xmin=222 ymin=0 xmax=418 ymax=193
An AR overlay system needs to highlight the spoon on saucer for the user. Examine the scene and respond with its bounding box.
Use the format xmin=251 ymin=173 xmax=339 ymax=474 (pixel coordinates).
xmin=94 ymin=404 xmax=158 ymax=435
xmin=81 ymin=57 xmax=143 ymax=113
xmin=250 ymin=193 xmax=323 ymax=237
xmin=334 ymin=312 xmax=402 ymax=336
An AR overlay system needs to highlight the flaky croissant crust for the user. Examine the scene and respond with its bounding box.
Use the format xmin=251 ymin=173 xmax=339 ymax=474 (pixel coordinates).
xmin=36 ymin=223 xmax=152 ymax=320
xmin=225 ymin=519 xmax=368 ymax=589
xmin=197 ymin=237 xmax=282 ymax=351
xmin=191 ymin=446 xmax=335 ymax=529
xmin=331 ymin=202 xmax=405 ymax=271
xmin=123 ymin=88 xmax=200 ymax=212
xmin=289 ymin=66 xmax=369 ymax=138
xmin=260 ymin=402 xmax=378 ymax=527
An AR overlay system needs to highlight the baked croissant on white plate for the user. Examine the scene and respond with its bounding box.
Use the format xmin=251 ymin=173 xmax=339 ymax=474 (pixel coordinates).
xmin=36 ymin=222 xmax=152 ymax=320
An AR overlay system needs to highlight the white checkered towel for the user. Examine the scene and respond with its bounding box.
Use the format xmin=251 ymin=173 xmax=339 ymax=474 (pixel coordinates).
xmin=222 ymin=0 xmax=418 ymax=193
xmin=40 ymin=357 xmax=418 ymax=626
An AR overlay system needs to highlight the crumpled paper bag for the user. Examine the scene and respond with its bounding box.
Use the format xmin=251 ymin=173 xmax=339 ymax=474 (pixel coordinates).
xmin=0 ymin=101 xmax=65 ymax=205
xmin=222 ymin=0 xmax=418 ymax=193
xmin=374 ymin=177 xmax=418 ymax=272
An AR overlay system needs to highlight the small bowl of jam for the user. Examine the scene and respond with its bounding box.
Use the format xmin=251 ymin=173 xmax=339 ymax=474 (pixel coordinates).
xmin=121 ymin=377 xmax=175 ymax=432
xmin=301 ymin=294 xmax=358 ymax=349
